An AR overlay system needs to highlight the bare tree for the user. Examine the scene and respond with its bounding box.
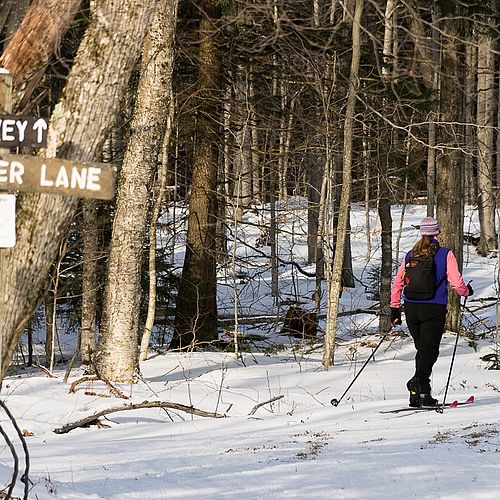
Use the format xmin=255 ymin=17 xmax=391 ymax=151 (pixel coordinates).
xmin=81 ymin=199 xmax=99 ymax=366
xmin=97 ymin=0 xmax=179 ymax=382
xmin=323 ymin=0 xmax=363 ymax=369
xmin=435 ymin=8 xmax=466 ymax=333
xmin=172 ymin=0 xmax=221 ymax=349
xmin=476 ymin=21 xmax=497 ymax=256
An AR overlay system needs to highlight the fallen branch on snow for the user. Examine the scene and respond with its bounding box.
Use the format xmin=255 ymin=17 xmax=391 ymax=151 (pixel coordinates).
xmin=53 ymin=401 xmax=226 ymax=434
xmin=248 ymin=395 xmax=284 ymax=415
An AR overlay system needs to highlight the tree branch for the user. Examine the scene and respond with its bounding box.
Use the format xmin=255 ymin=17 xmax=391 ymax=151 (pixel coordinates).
xmin=53 ymin=400 xmax=226 ymax=434
xmin=248 ymin=395 xmax=284 ymax=415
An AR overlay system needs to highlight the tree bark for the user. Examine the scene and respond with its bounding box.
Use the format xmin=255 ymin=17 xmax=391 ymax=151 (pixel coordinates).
xmin=233 ymin=65 xmax=253 ymax=215
xmin=5 ymin=0 xmax=31 ymax=46
xmin=406 ymin=0 xmax=433 ymax=85
xmin=476 ymin=24 xmax=497 ymax=256
xmin=464 ymin=41 xmax=477 ymax=206
xmin=378 ymin=176 xmax=392 ymax=334
xmin=0 ymin=0 xmax=157 ymax=381
xmin=382 ymin=0 xmax=395 ymax=79
xmin=323 ymin=0 xmax=363 ymax=368
xmin=426 ymin=6 xmax=440 ymax=216
xmin=0 ymin=1 xmax=16 ymax=43
xmin=140 ymin=85 xmax=176 ymax=362
xmin=307 ymin=152 xmax=322 ymax=264
xmin=172 ymin=0 xmax=221 ymax=349
xmin=81 ymin=199 xmax=99 ymax=366
xmin=97 ymin=0 xmax=179 ymax=382
xmin=435 ymin=11 xmax=465 ymax=333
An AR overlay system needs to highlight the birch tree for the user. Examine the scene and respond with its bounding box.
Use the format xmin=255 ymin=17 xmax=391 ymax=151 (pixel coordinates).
xmin=323 ymin=0 xmax=363 ymax=369
xmin=97 ymin=0 xmax=179 ymax=382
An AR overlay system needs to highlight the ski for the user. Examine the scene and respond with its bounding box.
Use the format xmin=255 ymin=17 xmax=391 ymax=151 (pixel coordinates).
xmin=380 ymin=395 xmax=474 ymax=414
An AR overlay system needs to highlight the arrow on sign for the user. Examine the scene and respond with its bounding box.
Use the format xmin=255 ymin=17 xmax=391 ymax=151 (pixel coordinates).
xmin=32 ymin=118 xmax=47 ymax=144
xmin=0 ymin=115 xmax=48 ymax=148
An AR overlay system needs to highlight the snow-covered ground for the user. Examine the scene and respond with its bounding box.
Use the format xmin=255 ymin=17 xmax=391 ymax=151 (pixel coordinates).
xmin=1 ymin=203 xmax=499 ymax=499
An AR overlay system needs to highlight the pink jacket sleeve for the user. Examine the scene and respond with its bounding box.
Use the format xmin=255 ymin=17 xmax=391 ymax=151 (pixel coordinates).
xmin=446 ymin=250 xmax=470 ymax=297
xmin=390 ymin=259 xmax=406 ymax=308
xmin=390 ymin=250 xmax=470 ymax=308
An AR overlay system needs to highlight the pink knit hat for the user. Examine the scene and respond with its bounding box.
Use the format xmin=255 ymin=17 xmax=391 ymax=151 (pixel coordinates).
xmin=419 ymin=216 xmax=440 ymax=236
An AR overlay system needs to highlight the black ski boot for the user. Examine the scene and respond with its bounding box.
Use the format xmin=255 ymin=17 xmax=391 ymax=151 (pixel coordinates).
xmin=406 ymin=378 xmax=421 ymax=407
xmin=421 ymin=394 xmax=439 ymax=407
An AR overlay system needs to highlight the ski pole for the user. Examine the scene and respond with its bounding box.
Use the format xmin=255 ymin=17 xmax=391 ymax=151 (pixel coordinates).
xmin=437 ymin=291 xmax=469 ymax=414
xmin=331 ymin=330 xmax=390 ymax=407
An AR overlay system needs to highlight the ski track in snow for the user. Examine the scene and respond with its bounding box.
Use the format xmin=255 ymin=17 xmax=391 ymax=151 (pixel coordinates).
xmin=1 ymin=204 xmax=499 ymax=499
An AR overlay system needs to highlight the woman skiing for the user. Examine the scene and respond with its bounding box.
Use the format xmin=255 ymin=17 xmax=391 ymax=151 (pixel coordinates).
xmin=390 ymin=216 xmax=473 ymax=408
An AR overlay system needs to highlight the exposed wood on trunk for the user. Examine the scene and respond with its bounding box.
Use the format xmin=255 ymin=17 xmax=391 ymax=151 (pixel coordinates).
xmin=0 ymin=0 xmax=84 ymax=107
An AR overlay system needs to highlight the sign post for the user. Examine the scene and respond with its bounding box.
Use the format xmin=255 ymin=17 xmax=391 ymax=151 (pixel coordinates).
xmin=0 ymin=68 xmax=13 ymax=376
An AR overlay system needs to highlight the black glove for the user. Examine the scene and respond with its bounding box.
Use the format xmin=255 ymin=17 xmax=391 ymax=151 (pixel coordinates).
xmin=467 ymin=283 xmax=473 ymax=297
xmin=390 ymin=307 xmax=402 ymax=326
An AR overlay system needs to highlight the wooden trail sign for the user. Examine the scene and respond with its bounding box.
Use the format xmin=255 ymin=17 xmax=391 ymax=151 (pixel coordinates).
xmin=0 ymin=115 xmax=47 ymax=148
xmin=0 ymin=153 xmax=115 ymax=200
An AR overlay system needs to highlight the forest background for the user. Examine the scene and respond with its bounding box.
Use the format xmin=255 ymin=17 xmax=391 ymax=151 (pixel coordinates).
xmin=0 ymin=0 xmax=498 ymax=467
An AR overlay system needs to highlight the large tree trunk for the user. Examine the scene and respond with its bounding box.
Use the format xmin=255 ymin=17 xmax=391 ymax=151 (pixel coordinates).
xmin=0 ymin=0 xmax=84 ymax=109
xmin=140 ymin=95 xmax=176 ymax=363
xmin=435 ymin=11 xmax=465 ymax=333
xmin=172 ymin=0 xmax=221 ymax=349
xmin=323 ymin=0 xmax=363 ymax=369
xmin=97 ymin=0 xmax=179 ymax=382
xmin=0 ymin=0 xmax=157 ymax=381
xmin=476 ymin=25 xmax=497 ymax=256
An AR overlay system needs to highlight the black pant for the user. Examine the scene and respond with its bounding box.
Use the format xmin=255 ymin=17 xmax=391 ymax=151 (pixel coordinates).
xmin=404 ymin=302 xmax=447 ymax=393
